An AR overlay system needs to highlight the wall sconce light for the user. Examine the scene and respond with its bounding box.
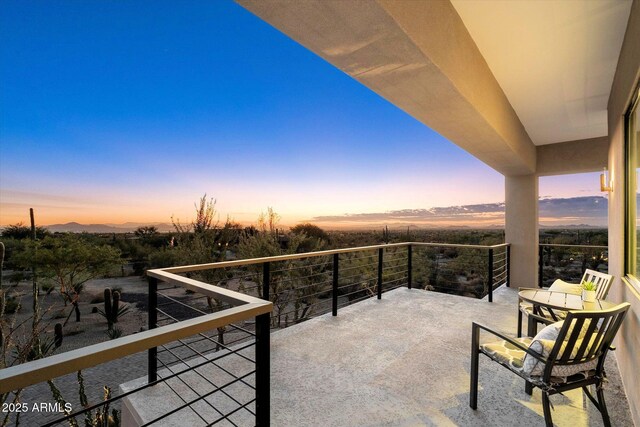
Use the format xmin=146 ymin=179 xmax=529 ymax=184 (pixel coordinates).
xmin=600 ymin=168 xmax=613 ymax=192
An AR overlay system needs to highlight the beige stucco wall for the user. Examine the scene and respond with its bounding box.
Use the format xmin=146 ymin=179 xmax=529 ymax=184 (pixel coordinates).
xmin=505 ymin=175 xmax=538 ymax=287
xmin=520 ymin=135 xmax=610 ymax=297
xmin=607 ymin=0 xmax=640 ymax=424
xmin=536 ymin=137 xmax=609 ymax=177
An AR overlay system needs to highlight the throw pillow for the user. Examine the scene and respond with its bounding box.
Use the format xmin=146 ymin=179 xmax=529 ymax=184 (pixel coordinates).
xmin=548 ymin=279 xmax=582 ymax=295
xmin=522 ymin=320 xmax=598 ymax=377
xmin=522 ymin=321 xmax=561 ymax=375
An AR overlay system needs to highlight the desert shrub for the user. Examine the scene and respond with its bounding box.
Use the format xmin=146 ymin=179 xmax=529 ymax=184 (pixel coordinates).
xmin=3 ymin=295 xmax=19 ymax=314
xmin=1 ymin=223 xmax=49 ymax=240
xmin=41 ymin=283 xmax=55 ymax=294
xmin=106 ymin=327 xmax=123 ymax=340
xmin=443 ymin=247 xmax=458 ymax=259
xmin=132 ymin=261 xmax=147 ymax=276
xmin=0 ymin=238 xmax=26 ymax=270
xmin=148 ymin=248 xmax=183 ymax=269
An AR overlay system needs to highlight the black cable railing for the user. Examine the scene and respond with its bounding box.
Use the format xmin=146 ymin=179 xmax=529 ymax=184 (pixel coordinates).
xmin=1 ymin=241 xmax=508 ymax=427
xmin=538 ymin=243 xmax=608 ymax=287
xmin=146 ymin=274 xmax=270 ymax=426
xmin=142 ymin=242 xmax=509 ymax=424
xmin=0 ymin=269 xmax=271 ymax=427
xmin=410 ymin=244 xmax=509 ymax=301
xmin=169 ymin=243 xmax=509 ymax=339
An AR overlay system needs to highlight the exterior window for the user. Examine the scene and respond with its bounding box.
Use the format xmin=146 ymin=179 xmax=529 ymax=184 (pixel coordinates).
xmin=625 ymin=86 xmax=640 ymax=279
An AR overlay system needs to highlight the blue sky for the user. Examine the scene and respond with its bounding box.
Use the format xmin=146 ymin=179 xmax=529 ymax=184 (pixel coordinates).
xmin=0 ymin=1 xmax=601 ymax=227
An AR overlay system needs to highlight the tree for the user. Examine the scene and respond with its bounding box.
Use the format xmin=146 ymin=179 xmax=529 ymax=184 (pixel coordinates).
xmin=290 ymin=223 xmax=329 ymax=244
xmin=290 ymin=223 xmax=327 ymax=241
xmin=166 ymin=195 xmax=239 ymax=266
xmin=162 ymin=195 xmax=238 ymax=346
xmin=238 ymin=209 xmax=330 ymax=327
xmin=1 ymin=222 xmax=49 ymax=240
xmin=12 ymin=234 xmax=122 ymax=325
xmin=257 ymin=207 xmax=280 ymax=234
xmin=172 ymin=194 xmax=217 ymax=236
xmin=134 ymin=226 xmax=158 ymax=238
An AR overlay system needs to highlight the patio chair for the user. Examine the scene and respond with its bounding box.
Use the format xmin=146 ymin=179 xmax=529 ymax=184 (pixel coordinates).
xmin=470 ymin=302 xmax=630 ymax=427
xmin=517 ymin=269 xmax=613 ymax=337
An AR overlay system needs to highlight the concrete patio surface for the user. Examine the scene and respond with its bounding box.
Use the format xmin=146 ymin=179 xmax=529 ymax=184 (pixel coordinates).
xmin=124 ymin=286 xmax=634 ymax=426
xmin=268 ymin=286 xmax=633 ymax=426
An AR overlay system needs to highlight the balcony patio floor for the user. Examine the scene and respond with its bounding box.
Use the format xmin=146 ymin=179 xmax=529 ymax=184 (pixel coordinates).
xmin=122 ymin=285 xmax=633 ymax=426
xmin=268 ymin=286 xmax=633 ymax=426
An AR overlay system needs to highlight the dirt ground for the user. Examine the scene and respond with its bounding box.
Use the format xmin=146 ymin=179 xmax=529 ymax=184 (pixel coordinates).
xmin=2 ymin=275 xmax=152 ymax=354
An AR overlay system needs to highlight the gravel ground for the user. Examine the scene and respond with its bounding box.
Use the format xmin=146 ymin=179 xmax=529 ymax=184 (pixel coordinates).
xmin=2 ymin=276 xmax=153 ymax=426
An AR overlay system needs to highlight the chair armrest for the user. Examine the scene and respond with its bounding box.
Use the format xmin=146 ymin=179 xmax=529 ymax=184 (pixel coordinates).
xmin=472 ymin=322 xmax=547 ymax=363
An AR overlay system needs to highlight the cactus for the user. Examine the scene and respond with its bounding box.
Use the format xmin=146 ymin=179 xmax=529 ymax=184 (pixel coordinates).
xmin=104 ymin=288 xmax=112 ymax=327
xmin=54 ymin=323 xmax=63 ymax=348
xmin=112 ymin=290 xmax=120 ymax=321
xmin=98 ymin=287 xmax=129 ymax=331
xmin=382 ymin=225 xmax=390 ymax=244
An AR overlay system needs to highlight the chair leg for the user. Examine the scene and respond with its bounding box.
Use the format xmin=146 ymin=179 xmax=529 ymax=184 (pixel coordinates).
xmin=582 ymin=386 xmax=599 ymax=409
xmin=470 ymin=324 xmax=480 ymax=409
xmin=525 ymin=381 xmax=533 ymax=395
xmin=524 ymin=315 xmax=536 ymax=395
xmin=597 ymin=386 xmax=612 ymax=427
xmin=527 ymin=315 xmax=537 ymax=337
xmin=517 ymin=309 xmax=522 ymax=338
xmin=541 ymin=392 xmax=553 ymax=427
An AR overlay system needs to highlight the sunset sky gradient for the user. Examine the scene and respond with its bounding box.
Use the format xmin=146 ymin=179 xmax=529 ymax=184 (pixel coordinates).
xmin=0 ymin=1 xmax=604 ymax=229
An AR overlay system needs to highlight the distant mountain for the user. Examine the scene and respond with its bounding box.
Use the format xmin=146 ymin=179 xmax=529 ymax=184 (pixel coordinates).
xmin=311 ymin=196 xmax=609 ymax=229
xmin=539 ymin=224 xmax=605 ymax=229
xmin=45 ymin=222 xmax=174 ymax=233
xmin=102 ymin=222 xmax=174 ymax=232
xmin=46 ymin=222 xmax=122 ymax=233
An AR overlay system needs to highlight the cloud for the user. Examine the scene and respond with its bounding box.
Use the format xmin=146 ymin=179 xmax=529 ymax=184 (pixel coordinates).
xmin=0 ymin=189 xmax=86 ymax=204
xmin=538 ymin=196 xmax=608 ymax=219
xmin=312 ymin=202 xmax=504 ymax=221
xmin=310 ymin=196 xmax=609 ymax=227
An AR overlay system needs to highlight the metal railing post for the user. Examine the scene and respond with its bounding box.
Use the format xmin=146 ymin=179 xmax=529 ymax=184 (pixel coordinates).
xmin=538 ymin=245 xmax=543 ymax=288
xmin=332 ymin=253 xmax=339 ymax=316
xmin=377 ymin=248 xmax=383 ymax=299
xmin=407 ymin=244 xmax=412 ymax=289
xmin=147 ymin=276 xmax=158 ymax=384
xmin=255 ymin=312 xmax=270 ymax=426
xmin=262 ymin=262 xmax=270 ymax=301
xmin=488 ymin=248 xmax=494 ymax=303
xmin=506 ymin=245 xmax=511 ymax=288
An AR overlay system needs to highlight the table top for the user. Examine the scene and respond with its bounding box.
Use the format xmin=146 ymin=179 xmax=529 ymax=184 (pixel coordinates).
xmin=518 ymin=288 xmax=616 ymax=312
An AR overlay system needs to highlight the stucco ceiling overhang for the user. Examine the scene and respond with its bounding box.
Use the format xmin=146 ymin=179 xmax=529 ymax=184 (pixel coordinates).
xmin=451 ymin=0 xmax=632 ymax=146
xmin=237 ymin=0 xmax=632 ymax=174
